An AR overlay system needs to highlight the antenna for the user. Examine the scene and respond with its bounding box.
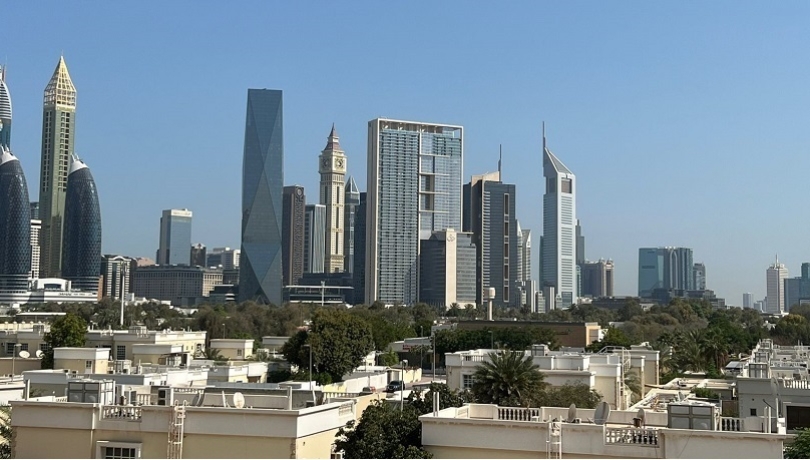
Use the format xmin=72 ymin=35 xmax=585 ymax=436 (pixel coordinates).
xmin=498 ymin=144 xmax=503 ymax=179
xmin=567 ymin=403 xmax=577 ymax=422
xmin=19 ymin=350 xmax=29 ymax=359
xmin=232 ymin=392 xmax=245 ymax=409
xmin=593 ymin=401 xmax=611 ymax=425
xmin=542 ymin=121 xmax=546 ymax=150
xmin=35 ymin=350 xmax=43 ymax=359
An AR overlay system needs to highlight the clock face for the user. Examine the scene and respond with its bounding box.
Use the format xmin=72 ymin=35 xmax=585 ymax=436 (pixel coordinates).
xmin=336 ymin=159 xmax=344 ymax=168
xmin=322 ymin=158 xmax=329 ymax=167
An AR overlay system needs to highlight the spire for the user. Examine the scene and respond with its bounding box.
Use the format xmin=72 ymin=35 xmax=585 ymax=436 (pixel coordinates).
xmin=542 ymin=121 xmax=546 ymax=151
xmin=498 ymin=144 xmax=503 ymax=179
xmin=44 ymin=55 xmax=76 ymax=107
xmin=324 ymin=123 xmax=341 ymax=151
xmin=68 ymin=153 xmax=88 ymax=175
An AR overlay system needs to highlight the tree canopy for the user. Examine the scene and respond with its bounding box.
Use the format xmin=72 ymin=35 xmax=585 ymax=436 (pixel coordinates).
xmin=471 ymin=351 xmax=547 ymax=407
xmin=785 ymin=427 xmax=810 ymax=459
xmin=42 ymin=312 xmax=87 ymax=369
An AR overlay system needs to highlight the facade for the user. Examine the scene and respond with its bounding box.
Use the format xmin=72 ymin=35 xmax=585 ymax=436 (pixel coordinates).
xmin=0 ymin=147 xmax=32 ymax=292
xmin=39 ymin=56 xmax=77 ymax=278
xmin=343 ymin=176 xmax=360 ymax=275
xmin=520 ymin=227 xmax=532 ymax=283
xmin=133 ymin=265 xmax=223 ymax=305
xmin=30 ymin=219 xmax=41 ymax=280
xmin=743 ymin=292 xmax=754 ymax=309
xmin=239 ymin=89 xmax=284 ymax=304
xmin=766 ymin=257 xmax=788 ymax=314
xmin=100 ymin=255 xmax=132 ymax=300
xmin=366 ymin=118 xmax=463 ymax=305
xmin=638 ymin=247 xmax=694 ymax=297
xmin=156 ymin=209 xmax=192 ymax=266
xmin=206 ymin=247 xmax=240 ymax=270
xmin=281 ymin=185 xmax=305 ymax=286
xmin=318 ymin=125 xmax=347 ymax=273
xmin=29 ymin=202 xmax=38 ymax=220
xmin=575 ymin=219 xmax=584 ymax=265
xmin=190 ymin=243 xmax=206 ymax=267
xmin=353 ymin=192 xmax=367 ymax=304
xmin=0 ymin=66 xmax=11 ymax=149
xmin=581 ymin=259 xmax=615 ymax=298
xmin=782 ymin=262 xmax=810 ymax=311
xmin=693 ymin=262 xmax=706 ymax=290
xmin=418 ymin=229 xmax=476 ymax=308
xmin=303 ymin=204 xmax=326 ymax=274
xmin=61 ymin=157 xmax=102 ymax=292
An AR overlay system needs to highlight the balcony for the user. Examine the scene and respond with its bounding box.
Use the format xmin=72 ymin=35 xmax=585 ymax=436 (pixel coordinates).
xmin=604 ymin=427 xmax=659 ymax=447
xmin=100 ymin=405 xmax=142 ymax=421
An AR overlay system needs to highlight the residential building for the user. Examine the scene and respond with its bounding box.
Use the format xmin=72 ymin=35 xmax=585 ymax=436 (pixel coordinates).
xmin=85 ymin=325 xmax=207 ymax=361
xmin=353 ymin=192 xmax=367 ymax=304
xmin=319 ymin=125 xmax=347 ymax=273
xmin=743 ymin=292 xmax=754 ymax=309
xmin=190 ymin=243 xmax=206 ymax=267
xmin=638 ymin=247 xmax=694 ymax=297
xmin=766 ymin=257 xmax=788 ymax=314
xmin=100 ymin=255 xmax=132 ymax=300
xmin=541 ymin=128 xmax=577 ymax=307
xmin=343 ymin=176 xmax=360 ymax=275
xmin=29 ymin=219 xmax=41 ymax=280
xmin=303 ymin=204 xmax=326 ymax=274
xmin=366 ymin=118 xmax=463 ymax=305
xmin=581 ymin=259 xmax=615 ymax=298
xmin=0 ymin=147 xmax=32 ymax=292
xmin=239 ymin=89 xmax=284 ymax=304
xmin=156 ymin=209 xmax=192 ymax=266
xmin=693 ymin=262 xmax=706 ymax=290
xmin=61 ymin=157 xmax=102 ymax=292
xmin=209 ymin=339 xmax=254 ymax=361
xmin=133 ymin=265 xmax=223 ymax=306
xmin=282 ymin=185 xmax=305 ymax=286
xmin=0 ymin=65 xmax=10 ymax=149
xmin=38 ymin=56 xmax=76 ymax=278
xmin=418 ymin=229 xmax=477 ymax=308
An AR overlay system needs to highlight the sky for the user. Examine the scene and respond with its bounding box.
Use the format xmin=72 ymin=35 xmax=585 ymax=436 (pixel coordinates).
xmin=4 ymin=1 xmax=810 ymax=304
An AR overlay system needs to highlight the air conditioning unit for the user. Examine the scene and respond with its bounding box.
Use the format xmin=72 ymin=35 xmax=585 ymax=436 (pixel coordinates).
xmin=157 ymin=388 xmax=174 ymax=406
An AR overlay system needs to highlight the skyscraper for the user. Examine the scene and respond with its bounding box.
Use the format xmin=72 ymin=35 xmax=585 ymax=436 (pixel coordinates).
xmin=638 ymin=247 xmax=695 ymax=297
xmin=343 ymin=176 xmax=360 ymax=275
xmin=353 ymin=192 xmax=367 ymax=304
xmin=0 ymin=66 xmax=12 ymax=149
xmin=581 ymin=259 xmax=615 ymax=298
xmin=190 ymin=243 xmax=206 ymax=267
xmin=419 ymin=229 xmax=476 ymax=308
xmin=239 ymin=89 xmax=284 ymax=304
xmin=156 ymin=209 xmax=192 ymax=266
xmin=30 ymin=219 xmax=41 ymax=280
xmin=366 ymin=118 xmax=463 ymax=305
xmin=520 ymin=228 xmax=532 ymax=283
xmin=693 ymin=262 xmax=706 ymax=290
xmin=766 ymin=257 xmax=788 ymax=314
xmin=304 ymin=204 xmax=326 ymax=274
xmin=100 ymin=255 xmax=132 ymax=300
xmin=282 ymin=185 xmax=305 ymax=286
xmin=742 ymin=292 xmax=754 ymax=309
xmin=0 ymin=147 xmax=32 ymax=292
xmin=39 ymin=56 xmax=77 ymax=278
xmin=541 ymin=128 xmax=577 ymax=307
xmin=319 ymin=125 xmax=347 ymax=273
xmin=61 ymin=156 xmax=101 ymax=291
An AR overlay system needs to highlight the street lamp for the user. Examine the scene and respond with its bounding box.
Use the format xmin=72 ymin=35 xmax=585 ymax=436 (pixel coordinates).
xmin=303 ymin=344 xmax=315 ymax=405
xmin=400 ymin=359 xmax=408 ymax=412
xmin=11 ymin=343 xmax=21 ymax=378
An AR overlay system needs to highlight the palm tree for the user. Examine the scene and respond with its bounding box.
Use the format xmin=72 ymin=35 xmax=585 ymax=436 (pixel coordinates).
xmin=471 ymin=351 xmax=546 ymax=407
xmin=0 ymin=406 xmax=12 ymax=459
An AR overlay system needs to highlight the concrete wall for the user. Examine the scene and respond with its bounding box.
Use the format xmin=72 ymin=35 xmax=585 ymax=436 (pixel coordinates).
xmin=0 ymin=358 xmax=41 ymax=376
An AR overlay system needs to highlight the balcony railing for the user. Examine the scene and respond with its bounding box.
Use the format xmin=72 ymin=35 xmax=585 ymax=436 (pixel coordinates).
xmin=136 ymin=394 xmax=154 ymax=406
xmin=604 ymin=427 xmax=659 ymax=447
xmin=719 ymin=417 xmax=743 ymax=432
xmin=101 ymin=405 xmax=142 ymax=421
xmin=462 ymin=355 xmax=485 ymax=362
xmin=780 ymin=379 xmax=810 ymax=390
xmin=496 ymin=407 xmax=541 ymax=421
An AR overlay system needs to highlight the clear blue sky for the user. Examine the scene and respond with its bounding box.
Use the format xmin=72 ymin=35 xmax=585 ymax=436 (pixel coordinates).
xmin=5 ymin=2 xmax=810 ymax=303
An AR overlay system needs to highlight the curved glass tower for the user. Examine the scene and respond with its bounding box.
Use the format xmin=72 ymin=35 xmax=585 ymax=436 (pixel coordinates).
xmin=0 ymin=146 xmax=32 ymax=292
xmin=62 ymin=156 xmax=101 ymax=291
xmin=0 ymin=66 xmax=11 ymax=149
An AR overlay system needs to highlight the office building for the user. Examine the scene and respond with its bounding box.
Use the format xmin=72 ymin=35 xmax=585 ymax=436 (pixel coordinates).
xmin=156 ymin=209 xmax=192 ymax=266
xmin=0 ymin=65 xmax=11 ymax=149
xmin=581 ymin=259 xmax=615 ymax=298
xmin=782 ymin=263 xmax=810 ymax=312
xmin=541 ymin=128 xmax=578 ymax=307
xmin=318 ymin=124 xmax=347 ymax=273
xmin=343 ymin=176 xmax=360 ymax=275
xmin=419 ymin=229 xmax=476 ymax=308
xmin=693 ymin=262 xmax=706 ymax=290
xmin=575 ymin=219 xmax=584 ymax=265
xmin=766 ymin=257 xmax=788 ymax=314
xmin=638 ymin=247 xmax=695 ymax=297
xmin=239 ymin=89 xmax=284 ymax=304
xmin=282 ymin=185 xmax=306 ymax=286
xmin=206 ymin=247 xmax=240 ymax=270
xmin=0 ymin=146 xmax=32 ymax=292
xmin=190 ymin=243 xmax=206 ymax=267
xmin=366 ymin=118 xmax=463 ymax=305
xmin=100 ymin=255 xmax=132 ymax=300
xmin=743 ymin=292 xmax=754 ymax=309
xmin=29 ymin=201 xmax=38 ymax=220
xmin=304 ymin=204 xmax=326 ymax=274
xmin=61 ymin=157 xmax=102 ymax=292
xmin=520 ymin=227 xmax=532 ymax=283
xmin=133 ymin=265 xmax=223 ymax=306
xmin=39 ymin=56 xmax=77 ymax=278
xmin=353 ymin=192 xmax=367 ymax=304
xmin=30 ymin=219 xmax=41 ymax=280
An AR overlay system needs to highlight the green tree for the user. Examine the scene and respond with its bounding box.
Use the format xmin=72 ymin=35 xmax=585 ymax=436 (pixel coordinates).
xmin=334 ymin=401 xmax=431 ymax=459
xmin=471 ymin=351 xmax=546 ymax=407
xmin=785 ymin=427 xmax=810 ymax=459
xmin=586 ymin=327 xmax=632 ymax=352
xmin=406 ymin=383 xmax=473 ymax=414
xmin=0 ymin=406 xmax=10 ymax=459
xmin=537 ymin=383 xmax=602 ymax=409
xmin=42 ymin=313 xmax=87 ymax=369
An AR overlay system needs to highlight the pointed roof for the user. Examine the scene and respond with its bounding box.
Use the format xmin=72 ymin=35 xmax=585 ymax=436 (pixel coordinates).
xmin=0 ymin=146 xmax=18 ymax=166
xmin=68 ymin=154 xmax=88 ymax=175
xmin=44 ymin=56 xmax=76 ymax=107
xmin=544 ymin=147 xmax=573 ymax=175
xmin=324 ymin=123 xmax=341 ymax=151
xmin=0 ymin=65 xmax=11 ymax=121
xmin=345 ymin=175 xmax=359 ymax=194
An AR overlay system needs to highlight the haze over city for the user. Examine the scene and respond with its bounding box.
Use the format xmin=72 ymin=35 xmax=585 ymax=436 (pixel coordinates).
xmin=5 ymin=2 xmax=810 ymax=302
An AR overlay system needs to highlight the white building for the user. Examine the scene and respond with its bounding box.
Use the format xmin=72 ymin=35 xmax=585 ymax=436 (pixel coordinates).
xmin=0 ymin=278 xmax=98 ymax=306
xmin=318 ymin=125 xmax=347 ymax=274
xmin=766 ymin=257 xmax=788 ymax=314
xmin=743 ymin=292 xmax=754 ymax=309
xmin=29 ymin=219 xmax=40 ymax=280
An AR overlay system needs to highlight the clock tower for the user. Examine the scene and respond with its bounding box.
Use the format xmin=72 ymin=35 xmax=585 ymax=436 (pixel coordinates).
xmin=318 ymin=124 xmax=347 ymax=273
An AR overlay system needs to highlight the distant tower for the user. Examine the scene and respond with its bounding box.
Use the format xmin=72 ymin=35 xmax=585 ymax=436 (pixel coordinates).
xmin=319 ymin=125 xmax=347 ymax=273
xmin=156 ymin=209 xmax=192 ymax=266
xmin=304 ymin=204 xmax=326 ymax=274
xmin=282 ymin=185 xmax=306 ymax=286
xmin=0 ymin=147 xmax=32 ymax=292
xmin=343 ymin=176 xmax=360 ymax=275
xmin=766 ymin=256 xmax=788 ymax=314
xmin=62 ymin=156 xmax=101 ymax=291
xmin=39 ymin=56 xmax=77 ymax=278
xmin=0 ymin=65 xmax=12 ymax=149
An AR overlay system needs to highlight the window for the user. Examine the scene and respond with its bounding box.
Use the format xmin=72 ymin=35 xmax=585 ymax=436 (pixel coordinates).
xmin=237 ymin=349 xmax=243 ymax=357
xmin=96 ymin=442 xmax=141 ymax=459
xmin=5 ymin=343 xmax=13 ymax=355
xmin=503 ymin=194 xmax=510 ymax=213
xmin=85 ymin=360 xmax=93 ymax=370
xmin=116 ymin=345 xmax=126 ymax=360
xmin=39 ymin=343 xmax=51 ymax=352
xmin=462 ymin=374 xmax=475 ymax=389
xmin=561 ymin=178 xmax=573 ymax=194
xmin=19 ymin=343 xmax=28 ymax=352
xmin=750 ymin=408 xmax=757 ymax=416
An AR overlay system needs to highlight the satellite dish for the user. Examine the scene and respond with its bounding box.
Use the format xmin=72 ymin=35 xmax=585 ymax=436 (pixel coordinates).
xmin=232 ymin=392 xmax=245 ymax=409
xmin=35 ymin=350 xmax=43 ymax=359
xmin=567 ymin=403 xmax=577 ymax=422
xmin=594 ymin=401 xmax=611 ymax=425
xmin=637 ymin=408 xmax=647 ymax=426
xmin=18 ymin=350 xmax=29 ymax=359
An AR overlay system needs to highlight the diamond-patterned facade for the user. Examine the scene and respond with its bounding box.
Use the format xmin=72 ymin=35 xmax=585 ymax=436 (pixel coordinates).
xmin=0 ymin=147 xmax=32 ymax=292
xmin=61 ymin=161 xmax=101 ymax=291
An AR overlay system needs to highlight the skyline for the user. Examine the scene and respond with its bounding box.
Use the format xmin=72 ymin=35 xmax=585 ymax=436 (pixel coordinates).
xmin=5 ymin=2 xmax=810 ymax=302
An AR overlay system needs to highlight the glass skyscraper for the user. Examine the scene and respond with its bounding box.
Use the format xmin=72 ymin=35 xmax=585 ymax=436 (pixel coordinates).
xmin=156 ymin=209 xmax=193 ymax=266
xmin=239 ymin=89 xmax=284 ymax=304
xmin=282 ymin=185 xmax=305 ymax=286
xmin=343 ymin=176 xmax=360 ymax=274
xmin=0 ymin=66 xmax=12 ymax=149
xmin=637 ymin=246 xmax=695 ymax=297
xmin=366 ymin=119 xmax=463 ymax=305
xmin=303 ymin=204 xmax=326 ymax=274
xmin=0 ymin=147 xmax=32 ymax=292
xmin=62 ymin=156 xmax=101 ymax=291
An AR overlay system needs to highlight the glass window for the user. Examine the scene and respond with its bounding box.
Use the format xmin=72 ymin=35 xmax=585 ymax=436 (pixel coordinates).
xmin=116 ymin=345 xmax=126 ymax=360
xmin=102 ymin=447 xmax=138 ymax=459
xmin=462 ymin=374 xmax=475 ymax=389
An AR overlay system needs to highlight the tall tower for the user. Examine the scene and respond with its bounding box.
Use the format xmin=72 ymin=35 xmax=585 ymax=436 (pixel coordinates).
xmin=0 ymin=66 xmax=12 ymax=149
xmin=303 ymin=204 xmax=326 ymax=274
xmin=39 ymin=56 xmax=77 ymax=278
xmin=62 ymin=156 xmax=101 ymax=291
xmin=0 ymin=147 xmax=32 ymax=292
xmin=156 ymin=209 xmax=193 ymax=265
xmin=541 ymin=126 xmax=577 ymax=308
xmin=366 ymin=118 xmax=463 ymax=305
xmin=766 ymin=256 xmax=788 ymax=314
xmin=239 ymin=89 xmax=284 ymax=305
xmin=343 ymin=176 xmax=360 ymax=275
xmin=319 ymin=125 xmax=347 ymax=273
xmin=282 ymin=185 xmax=306 ymax=286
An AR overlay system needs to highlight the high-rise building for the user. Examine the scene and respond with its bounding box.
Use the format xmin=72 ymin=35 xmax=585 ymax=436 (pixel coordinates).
xmin=343 ymin=176 xmax=360 ymax=275
xmin=520 ymin=228 xmax=532 ymax=283
xmin=156 ymin=209 xmax=192 ymax=266
xmin=319 ymin=125 xmax=347 ymax=273
xmin=239 ymin=89 xmax=284 ymax=304
xmin=61 ymin=156 xmax=101 ymax=292
xmin=693 ymin=262 xmax=706 ymax=291
xmin=766 ymin=257 xmax=788 ymax=314
xmin=282 ymin=185 xmax=305 ymax=286
xmin=581 ymin=259 xmax=615 ymax=298
xmin=190 ymin=243 xmax=206 ymax=267
xmin=541 ymin=128 xmax=577 ymax=307
xmin=304 ymin=204 xmax=326 ymax=274
xmin=742 ymin=292 xmax=754 ymax=309
xmin=353 ymin=192 xmax=367 ymax=304
xmin=39 ymin=56 xmax=77 ymax=278
xmin=29 ymin=202 xmax=39 ymax=220
xmin=206 ymin=247 xmax=240 ymax=270
xmin=100 ymin=255 xmax=132 ymax=300
xmin=0 ymin=147 xmax=32 ymax=292
xmin=637 ymin=247 xmax=695 ymax=297
xmin=419 ymin=229 xmax=476 ymax=308
xmin=30 ymin=219 xmax=41 ymax=280
xmin=0 ymin=66 xmax=12 ymax=149
xmin=366 ymin=119 xmax=463 ymax=305
xmin=133 ymin=265 xmax=223 ymax=306
xmin=782 ymin=262 xmax=810 ymax=312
